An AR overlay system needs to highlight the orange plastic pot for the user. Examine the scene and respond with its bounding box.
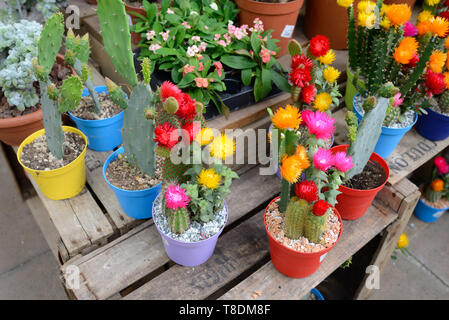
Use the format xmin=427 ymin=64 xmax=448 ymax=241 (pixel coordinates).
xmin=330 ymin=145 xmax=390 ymax=221
xmin=125 ymin=4 xmax=147 ymax=45
xmin=235 ymin=0 xmax=304 ymax=57
xmin=264 ymin=196 xmax=343 ymax=278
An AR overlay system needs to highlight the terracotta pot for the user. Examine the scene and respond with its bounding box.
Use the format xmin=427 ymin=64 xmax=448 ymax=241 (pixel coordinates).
xmin=305 ymin=0 xmax=416 ymax=50
xmin=125 ymin=4 xmax=148 ymax=45
xmin=264 ymin=196 xmax=343 ymax=278
xmin=0 ymin=54 xmax=73 ymax=146
xmin=330 ymin=144 xmax=390 ymax=221
xmin=235 ymin=0 xmax=304 ymax=57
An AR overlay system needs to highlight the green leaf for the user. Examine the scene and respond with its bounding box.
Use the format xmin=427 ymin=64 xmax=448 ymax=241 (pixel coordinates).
xmin=270 ymin=69 xmax=290 ymax=92
xmin=250 ymin=32 xmax=262 ymax=53
xmin=261 ymin=67 xmax=272 ymax=98
xmin=161 ymin=0 xmax=170 ymax=12
xmin=254 ymin=73 xmax=263 ymax=102
xmin=156 ymin=48 xmax=178 ymax=56
xmin=177 ymin=72 xmax=196 ymax=88
xmin=221 ymin=55 xmax=257 ymax=69
xmin=241 ymin=68 xmax=252 ymax=86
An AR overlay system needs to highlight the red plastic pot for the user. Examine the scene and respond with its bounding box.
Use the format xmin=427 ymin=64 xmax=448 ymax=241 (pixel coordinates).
xmin=264 ymin=196 xmax=343 ymax=278
xmin=330 ymin=145 xmax=390 ymax=221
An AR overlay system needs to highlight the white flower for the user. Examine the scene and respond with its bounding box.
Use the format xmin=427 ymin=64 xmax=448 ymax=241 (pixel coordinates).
xmin=167 ymin=8 xmax=174 ymax=14
xmin=149 ymin=43 xmax=162 ymax=53
xmin=191 ymin=10 xmax=199 ymax=15
xmin=187 ymin=45 xmax=199 ymax=57
xmin=192 ymin=36 xmax=201 ymax=42
xmin=210 ymin=2 xmax=218 ymax=11
xmin=146 ymin=30 xmax=156 ymax=40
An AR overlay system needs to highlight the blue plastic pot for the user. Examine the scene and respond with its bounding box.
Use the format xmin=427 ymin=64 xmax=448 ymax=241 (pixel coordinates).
xmin=103 ymin=147 xmax=161 ymax=220
xmin=415 ymin=107 xmax=449 ymax=141
xmin=69 ymin=86 xmax=124 ymax=152
xmin=311 ymin=288 xmax=325 ymax=300
xmin=414 ymin=198 xmax=447 ymax=223
xmin=353 ymin=93 xmax=417 ymax=159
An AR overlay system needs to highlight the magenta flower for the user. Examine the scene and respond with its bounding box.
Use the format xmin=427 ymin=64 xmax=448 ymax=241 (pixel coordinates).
xmin=404 ymin=22 xmax=418 ymax=37
xmin=393 ymin=92 xmax=404 ymax=107
xmin=165 ymin=184 xmax=190 ymax=210
xmin=434 ymin=156 xmax=449 ymax=174
xmin=302 ymin=110 xmax=336 ymax=140
xmin=334 ymin=152 xmax=354 ymax=173
xmin=313 ymin=148 xmax=334 ymax=172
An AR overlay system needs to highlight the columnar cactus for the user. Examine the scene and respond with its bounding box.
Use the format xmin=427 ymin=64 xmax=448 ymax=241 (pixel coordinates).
xmin=97 ymin=0 xmax=156 ymax=177
xmin=168 ymin=207 xmax=190 ymax=234
xmin=33 ymin=13 xmax=83 ymax=159
xmin=283 ymin=197 xmax=308 ymax=239
xmin=439 ymin=91 xmax=449 ymax=113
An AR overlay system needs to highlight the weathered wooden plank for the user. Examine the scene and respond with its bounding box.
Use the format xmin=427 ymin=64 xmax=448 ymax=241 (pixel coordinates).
xmin=61 ymin=165 xmax=280 ymax=299
xmin=123 ymin=210 xmax=269 ymax=300
xmin=84 ymin=150 xmax=139 ymax=234
xmin=377 ymin=177 xmax=419 ymax=212
xmin=67 ymin=0 xmax=97 ymax=19
xmin=218 ymin=200 xmax=397 ymax=300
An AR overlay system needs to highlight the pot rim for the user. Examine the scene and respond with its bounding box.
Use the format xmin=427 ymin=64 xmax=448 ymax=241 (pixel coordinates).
xmin=102 ymin=146 xmax=162 ymax=194
xmin=330 ymin=144 xmax=390 ymax=194
xmin=152 ymin=192 xmax=229 ymax=246
xmin=17 ymin=125 xmax=88 ymax=174
xmin=421 ymin=107 xmax=449 ymax=121
xmin=235 ymin=0 xmax=304 ymax=15
xmin=264 ymin=196 xmax=343 ymax=257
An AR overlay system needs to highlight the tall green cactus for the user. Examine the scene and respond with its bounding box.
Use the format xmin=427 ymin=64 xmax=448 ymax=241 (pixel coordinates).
xmin=168 ymin=207 xmax=190 ymax=234
xmin=33 ymin=13 xmax=83 ymax=159
xmin=283 ymin=197 xmax=308 ymax=239
xmin=98 ymin=0 xmax=157 ymax=177
xmin=304 ymin=209 xmax=327 ymax=244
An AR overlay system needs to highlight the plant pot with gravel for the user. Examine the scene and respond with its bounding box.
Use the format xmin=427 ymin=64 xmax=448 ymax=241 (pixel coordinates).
xmin=17 ymin=13 xmax=88 ymax=200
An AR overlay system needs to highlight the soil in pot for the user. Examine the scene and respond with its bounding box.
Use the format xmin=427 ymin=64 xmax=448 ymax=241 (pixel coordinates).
xmin=0 ymin=61 xmax=72 ymax=119
xmin=105 ymin=154 xmax=162 ymax=191
xmin=20 ymin=132 xmax=86 ymax=170
xmin=343 ymin=159 xmax=386 ymax=190
xmin=265 ymin=199 xmax=341 ymax=253
xmin=70 ymin=92 xmax=122 ymax=120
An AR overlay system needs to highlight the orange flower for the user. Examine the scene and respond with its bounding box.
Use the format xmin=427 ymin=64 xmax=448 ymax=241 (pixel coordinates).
xmin=271 ymin=104 xmax=302 ymax=130
xmin=445 ymin=37 xmax=449 ymax=49
xmin=295 ymin=145 xmax=311 ymax=170
xmin=393 ymin=37 xmax=418 ymax=64
xmin=417 ymin=21 xmax=431 ymax=36
xmin=444 ymin=72 xmax=449 ymax=90
xmin=386 ymin=4 xmax=411 ymax=26
xmin=280 ymin=154 xmax=304 ymax=183
xmin=430 ymin=17 xmax=449 ymax=38
xmin=429 ymin=51 xmax=447 ymax=73
xmin=431 ymin=179 xmax=444 ymax=192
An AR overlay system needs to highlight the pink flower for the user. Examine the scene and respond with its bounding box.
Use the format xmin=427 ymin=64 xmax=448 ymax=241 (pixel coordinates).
xmin=404 ymin=22 xmax=418 ymax=37
xmin=214 ymin=34 xmax=221 ymax=41
xmin=224 ymin=33 xmax=232 ymax=44
xmin=195 ymin=77 xmax=209 ymax=88
xmin=165 ymin=184 xmax=190 ymax=210
xmin=217 ymin=40 xmax=227 ymax=47
xmin=260 ymin=46 xmax=272 ymax=64
xmin=313 ymin=148 xmax=334 ymax=172
xmin=146 ymin=30 xmax=155 ymax=40
xmin=250 ymin=17 xmax=264 ymax=32
xmin=198 ymin=42 xmax=207 ymax=52
xmin=182 ymin=21 xmax=191 ymax=29
xmin=434 ymin=156 xmax=449 ymax=174
xmin=160 ymin=30 xmax=170 ymax=41
xmin=192 ymin=36 xmax=201 ymax=42
xmin=149 ymin=43 xmax=161 ymax=54
xmin=302 ymin=110 xmax=336 ymax=140
xmin=214 ymin=61 xmax=223 ymax=77
xmin=182 ymin=64 xmax=195 ymax=76
xmin=333 ymin=152 xmax=353 ymax=173
xmin=198 ymin=62 xmax=204 ymax=71
xmin=393 ymin=92 xmax=404 ymax=107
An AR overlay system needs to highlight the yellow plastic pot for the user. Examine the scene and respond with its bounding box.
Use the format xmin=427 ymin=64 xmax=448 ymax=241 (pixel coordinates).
xmin=17 ymin=126 xmax=88 ymax=200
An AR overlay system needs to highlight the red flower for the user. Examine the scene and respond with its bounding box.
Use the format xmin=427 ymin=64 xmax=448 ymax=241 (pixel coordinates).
xmin=175 ymin=93 xmax=197 ymax=120
xmin=291 ymin=54 xmax=313 ymax=70
xmin=295 ymin=181 xmax=318 ymax=203
xmin=440 ymin=10 xmax=449 ymax=20
xmin=300 ymin=84 xmax=317 ymax=104
xmin=154 ymin=123 xmax=179 ymax=149
xmin=160 ymin=81 xmax=182 ymax=101
xmin=425 ymin=69 xmax=446 ymax=96
xmin=182 ymin=122 xmax=200 ymax=143
xmin=289 ymin=67 xmax=312 ymax=88
xmin=312 ymin=200 xmax=331 ymax=217
xmin=406 ymin=53 xmax=419 ymax=68
xmin=445 ymin=0 xmax=449 ymax=7
xmin=309 ymin=35 xmax=330 ymax=58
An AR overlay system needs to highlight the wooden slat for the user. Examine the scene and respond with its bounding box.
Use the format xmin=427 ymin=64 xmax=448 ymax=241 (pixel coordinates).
xmin=67 ymin=0 xmax=97 ymax=19
xmin=124 ymin=210 xmax=269 ymax=300
xmin=218 ymin=200 xmax=397 ymax=300
xmin=376 ymin=177 xmax=419 ymax=212
xmin=61 ymin=166 xmax=280 ymax=299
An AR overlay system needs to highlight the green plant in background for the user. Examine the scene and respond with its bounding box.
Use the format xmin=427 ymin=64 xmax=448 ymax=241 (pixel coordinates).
xmin=133 ymin=0 xmax=289 ymax=117
xmin=97 ymin=0 xmax=158 ymax=177
xmin=0 ymin=0 xmax=65 ymax=22
xmin=0 ymin=19 xmax=42 ymax=111
xmin=32 ymin=13 xmax=83 ymax=159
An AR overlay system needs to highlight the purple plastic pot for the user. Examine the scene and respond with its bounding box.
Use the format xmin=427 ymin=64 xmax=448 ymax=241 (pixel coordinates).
xmin=153 ymin=195 xmax=228 ymax=267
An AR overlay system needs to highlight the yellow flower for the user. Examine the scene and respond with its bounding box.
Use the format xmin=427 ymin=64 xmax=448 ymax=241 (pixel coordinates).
xmin=357 ymin=1 xmax=376 ymax=14
xmin=318 ymin=49 xmax=336 ymax=65
xmin=280 ymin=154 xmax=304 ymax=184
xmin=197 ymin=168 xmax=221 ymax=189
xmin=336 ymin=0 xmax=354 ymax=8
xmin=380 ymin=17 xmax=391 ymax=29
xmin=313 ymin=92 xmax=333 ymax=112
xmin=397 ymin=233 xmax=409 ymax=249
xmin=271 ymin=104 xmax=302 ymax=130
xmin=358 ymin=12 xmax=376 ymax=28
xmin=429 ymin=50 xmax=447 ymax=73
xmin=295 ymin=145 xmax=310 ymax=170
xmin=425 ymin=0 xmax=441 ymax=5
xmin=209 ymin=134 xmax=235 ymax=161
xmin=430 ymin=17 xmax=449 ymax=37
xmin=195 ymin=127 xmax=214 ymax=146
xmin=380 ymin=4 xmax=390 ymax=16
xmin=444 ymin=72 xmax=449 ymax=89
xmin=387 ymin=4 xmax=411 ymax=26
xmin=323 ymin=66 xmax=341 ymax=83
xmin=417 ymin=10 xmax=434 ymax=23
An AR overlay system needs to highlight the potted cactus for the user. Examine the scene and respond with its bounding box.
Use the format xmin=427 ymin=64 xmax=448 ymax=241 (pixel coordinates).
xmin=265 ymin=99 xmax=351 ymax=277
xmin=64 ymin=29 xmax=125 ymax=152
xmin=414 ymin=156 xmax=449 ymax=223
xmin=97 ymin=0 xmax=166 ymax=219
xmin=17 ymin=13 xmax=87 ymax=200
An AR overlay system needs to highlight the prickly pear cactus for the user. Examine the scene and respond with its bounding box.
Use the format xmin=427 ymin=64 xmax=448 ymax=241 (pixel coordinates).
xmin=283 ymin=197 xmax=308 ymax=239
xmin=37 ymin=13 xmax=64 ymax=75
xmin=58 ymin=76 xmax=83 ymax=113
xmin=168 ymin=208 xmax=190 ymax=234
xmin=439 ymin=91 xmax=449 ymax=114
